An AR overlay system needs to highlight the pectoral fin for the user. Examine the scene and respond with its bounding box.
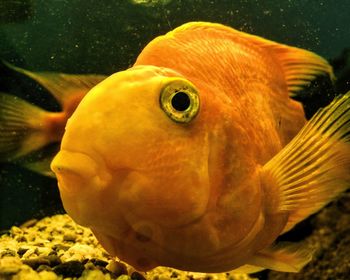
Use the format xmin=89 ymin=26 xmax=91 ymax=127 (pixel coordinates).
xmin=230 ymin=264 xmax=265 ymax=274
xmin=261 ymin=91 xmax=350 ymax=233
xmin=246 ymin=243 xmax=314 ymax=273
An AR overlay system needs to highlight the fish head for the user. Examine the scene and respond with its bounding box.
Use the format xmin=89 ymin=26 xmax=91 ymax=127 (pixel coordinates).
xmin=51 ymin=65 xmax=213 ymax=267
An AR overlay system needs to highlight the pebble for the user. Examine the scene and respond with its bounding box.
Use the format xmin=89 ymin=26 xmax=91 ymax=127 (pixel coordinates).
xmin=90 ymin=258 xmax=109 ymax=267
xmin=63 ymin=232 xmax=77 ymax=242
xmin=21 ymin=254 xmax=61 ymax=270
xmin=80 ymin=269 xmax=113 ymax=280
xmin=17 ymin=247 xmax=29 ymax=256
xmin=46 ymin=254 xmax=62 ymax=266
xmin=35 ymin=246 xmax=52 ymax=256
xmin=22 ymin=248 xmax=35 ymax=258
xmin=52 ymin=243 xmax=70 ymax=252
xmin=62 ymin=243 xmax=99 ymax=262
xmin=38 ymin=226 xmax=48 ymax=231
xmin=0 ymin=248 xmax=16 ymax=257
xmin=37 ymin=264 xmax=53 ymax=272
xmin=131 ymin=271 xmax=147 ymax=280
xmin=15 ymin=235 xmax=27 ymax=242
xmin=38 ymin=270 xmax=58 ymax=280
xmin=23 ymin=257 xmax=50 ymax=269
xmin=10 ymin=226 xmax=23 ymax=235
xmin=117 ymin=275 xmax=132 ymax=280
xmin=106 ymin=259 xmax=128 ymax=277
xmin=20 ymin=219 xmax=38 ymax=228
xmin=0 ymin=256 xmax=23 ymax=275
xmin=53 ymin=260 xmax=85 ymax=277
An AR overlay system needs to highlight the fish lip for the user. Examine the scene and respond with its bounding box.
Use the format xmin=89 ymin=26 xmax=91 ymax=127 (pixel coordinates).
xmin=51 ymin=149 xmax=113 ymax=194
xmin=51 ymin=149 xmax=98 ymax=178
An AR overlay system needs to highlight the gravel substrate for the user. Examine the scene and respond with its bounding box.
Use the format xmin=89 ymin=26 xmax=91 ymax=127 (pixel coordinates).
xmin=2 ymin=192 xmax=349 ymax=280
xmin=0 ymin=214 xmax=255 ymax=280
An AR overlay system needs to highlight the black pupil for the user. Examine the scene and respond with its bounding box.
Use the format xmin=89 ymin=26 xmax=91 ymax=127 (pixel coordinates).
xmin=171 ymin=91 xmax=191 ymax=111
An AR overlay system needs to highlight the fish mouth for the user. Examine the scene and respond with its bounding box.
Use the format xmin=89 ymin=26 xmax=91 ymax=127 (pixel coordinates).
xmin=51 ymin=150 xmax=98 ymax=178
xmin=51 ymin=149 xmax=112 ymax=194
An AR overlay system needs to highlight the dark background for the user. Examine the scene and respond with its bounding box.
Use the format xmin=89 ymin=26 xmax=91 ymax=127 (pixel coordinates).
xmin=0 ymin=0 xmax=349 ymax=230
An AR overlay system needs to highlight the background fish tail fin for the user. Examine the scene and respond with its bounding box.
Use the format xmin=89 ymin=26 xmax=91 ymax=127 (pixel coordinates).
xmin=261 ymin=91 xmax=350 ymax=233
xmin=10 ymin=143 xmax=59 ymax=177
xmin=0 ymin=93 xmax=56 ymax=161
xmin=3 ymin=62 xmax=107 ymax=107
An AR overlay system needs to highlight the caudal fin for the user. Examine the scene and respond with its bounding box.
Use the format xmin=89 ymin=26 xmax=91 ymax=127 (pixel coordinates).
xmin=261 ymin=91 xmax=350 ymax=233
xmin=0 ymin=93 xmax=53 ymax=160
xmin=1 ymin=63 xmax=107 ymax=176
xmin=3 ymin=62 xmax=107 ymax=108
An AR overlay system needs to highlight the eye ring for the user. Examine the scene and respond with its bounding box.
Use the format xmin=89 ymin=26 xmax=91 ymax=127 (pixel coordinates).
xmin=160 ymin=78 xmax=200 ymax=123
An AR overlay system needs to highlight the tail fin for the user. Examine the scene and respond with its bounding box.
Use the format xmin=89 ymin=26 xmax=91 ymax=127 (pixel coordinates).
xmin=11 ymin=143 xmax=59 ymax=177
xmin=261 ymin=91 xmax=350 ymax=233
xmin=3 ymin=62 xmax=107 ymax=108
xmin=0 ymin=93 xmax=52 ymax=160
xmin=1 ymin=63 xmax=107 ymax=176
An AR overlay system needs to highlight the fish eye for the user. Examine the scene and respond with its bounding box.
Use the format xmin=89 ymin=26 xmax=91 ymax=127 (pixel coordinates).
xmin=160 ymin=79 xmax=200 ymax=123
xmin=171 ymin=91 xmax=191 ymax=111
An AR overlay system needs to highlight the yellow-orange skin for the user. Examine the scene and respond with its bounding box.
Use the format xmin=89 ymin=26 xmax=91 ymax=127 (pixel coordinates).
xmin=51 ymin=23 xmax=306 ymax=272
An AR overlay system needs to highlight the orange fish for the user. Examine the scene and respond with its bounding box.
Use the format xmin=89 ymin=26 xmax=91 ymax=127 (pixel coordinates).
xmin=1 ymin=22 xmax=350 ymax=274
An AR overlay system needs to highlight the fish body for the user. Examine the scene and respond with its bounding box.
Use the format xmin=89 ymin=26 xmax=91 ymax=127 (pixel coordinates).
xmin=1 ymin=22 xmax=349 ymax=273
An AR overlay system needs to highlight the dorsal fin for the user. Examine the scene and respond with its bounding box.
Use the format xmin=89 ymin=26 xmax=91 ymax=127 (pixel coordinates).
xmin=261 ymin=44 xmax=334 ymax=96
xmin=169 ymin=22 xmax=335 ymax=96
xmin=232 ymin=28 xmax=335 ymax=95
